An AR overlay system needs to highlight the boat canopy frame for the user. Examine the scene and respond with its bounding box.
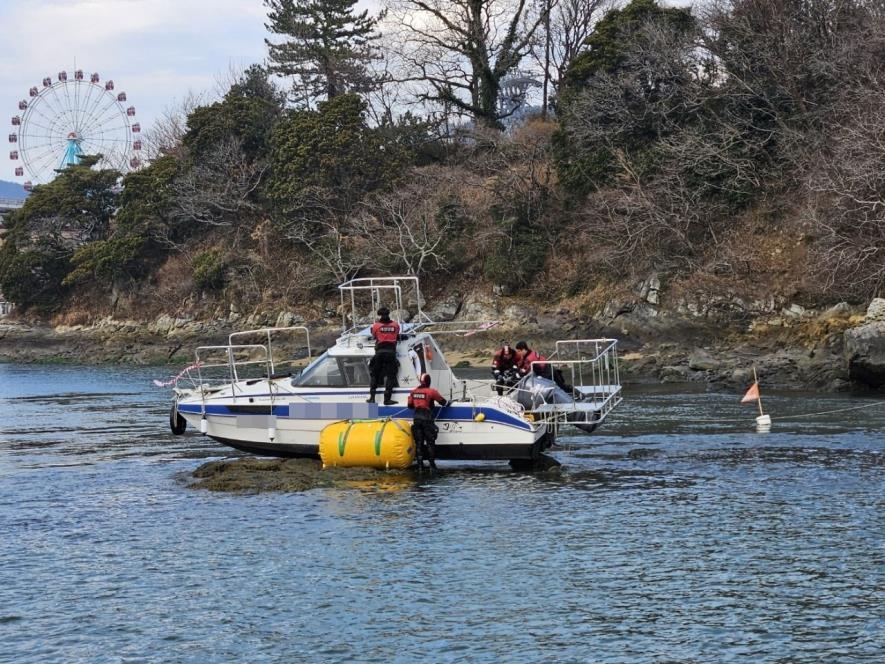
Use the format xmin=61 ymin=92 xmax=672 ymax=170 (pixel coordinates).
xmin=338 ymin=276 xmax=433 ymax=335
xmin=338 ymin=275 xmax=501 ymax=339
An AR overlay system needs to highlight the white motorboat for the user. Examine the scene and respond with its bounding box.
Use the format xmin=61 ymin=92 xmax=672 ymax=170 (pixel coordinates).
xmin=167 ymin=277 xmax=622 ymax=464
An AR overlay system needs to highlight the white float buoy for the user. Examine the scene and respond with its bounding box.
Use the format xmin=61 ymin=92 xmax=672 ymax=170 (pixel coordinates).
xmin=200 ymin=417 xmax=208 ymax=434
xmin=268 ymin=426 xmax=276 ymax=442
xmin=742 ymin=367 xmax=771 ymax=432
xmin=755 ymin=413 xmax=771 ymax=432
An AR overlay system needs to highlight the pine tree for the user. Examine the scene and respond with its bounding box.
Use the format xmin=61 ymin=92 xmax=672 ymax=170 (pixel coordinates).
xmin=264 ymin=0 xmax=384 ymax=106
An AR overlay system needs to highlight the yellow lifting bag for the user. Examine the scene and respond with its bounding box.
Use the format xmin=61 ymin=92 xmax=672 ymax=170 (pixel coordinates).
xmin=319 ymin=418 xmax=415 ymax=470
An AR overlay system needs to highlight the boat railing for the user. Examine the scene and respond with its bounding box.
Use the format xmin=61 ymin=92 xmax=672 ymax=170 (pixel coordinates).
xmin=533 ymin=338 xmax=622 ymax=426
xmin=337 ymin=276 xmax=507 ymax=340
xmin=228 ymin=325 xmax=312 ymax=375
xmin=550 ymin=338 xmax=620 ymax=397
xmin=185 ymin=344 xmax=273 ymax=395
xmin=415 ymin=320 xmax=501 ymax=337
xmin=449 ymin=337 xmax=622 ymax=430
xmin=174 ymin=326 xmax=312 ymax=393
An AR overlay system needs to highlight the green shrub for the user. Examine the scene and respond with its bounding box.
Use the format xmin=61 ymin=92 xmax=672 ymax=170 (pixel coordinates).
xmin=192 ymin=249 xmax=227 ymax=292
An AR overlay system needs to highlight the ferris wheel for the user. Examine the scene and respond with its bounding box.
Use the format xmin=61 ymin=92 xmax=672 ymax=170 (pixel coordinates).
xmin=9 ymin=68 xmax=143 ymax=191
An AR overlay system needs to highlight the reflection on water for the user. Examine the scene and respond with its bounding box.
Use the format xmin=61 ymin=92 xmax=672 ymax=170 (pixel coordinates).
xmin=0 ymin=364 xmax=883 ymax=662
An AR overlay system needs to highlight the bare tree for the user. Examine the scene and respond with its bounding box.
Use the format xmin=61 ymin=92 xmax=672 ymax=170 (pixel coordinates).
xmin=167 ymin=138 xmax=265 ymax=241
xmin=560 ymin=19 xmax=749 ymax=276
xmin=355 ymin=167 xmax=461 ymax=275
xmin=18 ymin=214 xmax=100 ymax=254
xmin=530 ymin=0 xmax=618 ymax=112
xmin=273 ymin=185 xmax=369 ymax=284
xmin=806 ymin=83 xmax=885 ymax=298
xmin=385 ymin=0 xmax=548 ymax=129
xmin=141 ymin=90 xmax=211 ymax=163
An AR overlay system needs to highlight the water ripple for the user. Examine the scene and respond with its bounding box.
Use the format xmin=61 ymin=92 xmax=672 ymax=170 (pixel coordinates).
xmin=0 ymin=367 xmax=882 ymax=662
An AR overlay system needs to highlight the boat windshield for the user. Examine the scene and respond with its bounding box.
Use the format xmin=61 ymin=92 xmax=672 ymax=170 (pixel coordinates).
xmin=292 ymin=353 xmax=371 ymax=387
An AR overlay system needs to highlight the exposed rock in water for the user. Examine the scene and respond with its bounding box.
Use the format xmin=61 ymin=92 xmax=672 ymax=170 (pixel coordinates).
xmin=841 ymin=298 xmax=885 ymax=389
xmin=188 ymin=457 xmax=415 ymax=493
xmin=844 ymin=321 xmax=885 ymax=389
xmin=188 ymin=455 xmax=565 ymax=492
xmin=509 ymin=454 xmax=562 ymax=472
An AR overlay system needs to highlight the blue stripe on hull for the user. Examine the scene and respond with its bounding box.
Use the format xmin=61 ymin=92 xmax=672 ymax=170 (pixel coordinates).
xmin=176 ymin=402 xmax=532 ymax=431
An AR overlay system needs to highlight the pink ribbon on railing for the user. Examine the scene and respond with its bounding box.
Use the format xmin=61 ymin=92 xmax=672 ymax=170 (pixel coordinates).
xmin=152 ymin=361 xmax=202 ymax=387
xmin=462 ymin=321 xmax=499 ymax=337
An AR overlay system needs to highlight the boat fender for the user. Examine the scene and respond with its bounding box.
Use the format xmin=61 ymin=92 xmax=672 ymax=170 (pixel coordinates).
xmin=169 ymin=402 xmax=187 ymax=435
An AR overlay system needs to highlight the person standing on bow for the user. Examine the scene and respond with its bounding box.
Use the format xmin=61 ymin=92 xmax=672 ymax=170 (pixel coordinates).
xmin=407 ymin=373 xmax=449 ymax=470
xmin=491 ymin=341 xmax=519 ymax=396
xmin=367 ymin=306 xmax=400 ymax=405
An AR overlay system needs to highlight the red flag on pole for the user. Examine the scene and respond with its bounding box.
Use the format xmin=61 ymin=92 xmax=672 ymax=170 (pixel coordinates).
xmin=741 ymin=382 xmax=760 ymax=404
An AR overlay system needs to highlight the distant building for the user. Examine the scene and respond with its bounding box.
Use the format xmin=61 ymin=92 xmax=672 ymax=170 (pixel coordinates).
xmin=0 ymin=196 xmax=24 ymax=230
xmin=498 ymin=71 xmax=544 ymax=132
xmin=0 ymin=292 xmax=12 ymax=317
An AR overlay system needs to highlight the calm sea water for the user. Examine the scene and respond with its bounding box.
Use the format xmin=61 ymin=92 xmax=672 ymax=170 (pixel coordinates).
xmin=0 ymin=363 xmax=882 ymax=663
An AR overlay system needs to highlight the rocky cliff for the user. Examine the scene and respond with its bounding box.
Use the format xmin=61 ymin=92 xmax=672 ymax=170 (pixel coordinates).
xmin=3 ymin=292 xmax=885 ymax=393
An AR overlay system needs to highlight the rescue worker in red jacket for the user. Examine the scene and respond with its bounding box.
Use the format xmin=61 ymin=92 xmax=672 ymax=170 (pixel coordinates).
xmin=407 ymin=373 xmax=449 ymax=470
xmin=515 ymin=340 xmax=547 ymax=377
xmin=515 ymin=340 xmax=574 ymax=393
xmin=367 ymin=306 xmax=400 ymax=405
xmin=491 ymin=341 xmax=519 ymax=396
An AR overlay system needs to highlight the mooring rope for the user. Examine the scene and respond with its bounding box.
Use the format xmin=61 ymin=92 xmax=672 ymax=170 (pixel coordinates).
xmin=768 ymin=401 xmax=885 ymax=420
xmin=620 ymin=399 xmax=885 ymax=424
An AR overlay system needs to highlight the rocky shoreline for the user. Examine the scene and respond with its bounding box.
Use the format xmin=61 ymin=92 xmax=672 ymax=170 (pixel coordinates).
xmin=2 ymin=297 xmax=885 ymax=392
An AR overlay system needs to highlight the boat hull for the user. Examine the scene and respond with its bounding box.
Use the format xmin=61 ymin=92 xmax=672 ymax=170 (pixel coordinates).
xmin=209 ymin=436 xmax=319 ymax=458
xmin=209 ymin=436 xmax=543 ymax=461
xmin=176 ymin=399 xmax=545 ymax=462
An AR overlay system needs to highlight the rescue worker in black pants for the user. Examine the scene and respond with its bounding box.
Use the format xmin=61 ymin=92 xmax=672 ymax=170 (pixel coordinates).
xmin=367 ymin=306 xmax=400 ymax=405
xmin=407 ymin=373 xmax=448 ymax=470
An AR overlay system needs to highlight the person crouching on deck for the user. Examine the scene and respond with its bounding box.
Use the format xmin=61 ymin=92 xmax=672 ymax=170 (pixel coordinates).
xmin=407 ymin=373 xmax=449 ymax=470
xmin=491 ymin=341 xmax=519 ymax=396
xmin=367 ymin=306 xmax=400 ymax=405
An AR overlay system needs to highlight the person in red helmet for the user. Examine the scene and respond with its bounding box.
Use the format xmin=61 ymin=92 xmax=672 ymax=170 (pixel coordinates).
xmin=407 ymin=373 xmax=449 ymax=470
xmin=491 ymin=341 xmax=519 ymax=396
xmin=367 ymin=306 xmax=400 ymax=405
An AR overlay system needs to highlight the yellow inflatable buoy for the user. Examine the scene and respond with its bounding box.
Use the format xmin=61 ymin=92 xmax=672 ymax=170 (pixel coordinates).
xmin=474 ymin=412 xmax=486 ymax=422
xmin=319 ymin=418 xmax=415 ymax=469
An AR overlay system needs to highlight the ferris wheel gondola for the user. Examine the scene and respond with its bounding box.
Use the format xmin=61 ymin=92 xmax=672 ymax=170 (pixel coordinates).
xmin=8 ymin=68 xmax=143 ymax=188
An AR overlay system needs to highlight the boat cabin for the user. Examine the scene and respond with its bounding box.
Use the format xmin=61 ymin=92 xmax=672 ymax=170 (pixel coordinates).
xmin=292 ymin=329 xmax=455 ymax=398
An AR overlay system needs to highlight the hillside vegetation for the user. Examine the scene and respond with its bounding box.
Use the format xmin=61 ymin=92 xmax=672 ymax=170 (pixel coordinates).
xmin=1 ymin=0 xmax=883 ymax=331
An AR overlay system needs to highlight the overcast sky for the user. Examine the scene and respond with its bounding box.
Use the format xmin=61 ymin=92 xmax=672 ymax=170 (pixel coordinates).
xmin=0 ymin=0 xmax=273 ymax=184
xmin=0 ymin=0 xmax=687 ymax=187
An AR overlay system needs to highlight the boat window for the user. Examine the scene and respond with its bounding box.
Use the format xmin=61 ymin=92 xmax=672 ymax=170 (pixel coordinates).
xmin=293 ymin=354 xmax=344 ymax=386
xmin=340 ymin=356 xmax=371 ymax=386
xmin=292 ymin=354 xmax=371 ymax=387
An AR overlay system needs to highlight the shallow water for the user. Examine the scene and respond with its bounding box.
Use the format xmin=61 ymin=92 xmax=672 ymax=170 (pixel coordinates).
xmin=1 ymin=364 xmax=883 ymax=663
